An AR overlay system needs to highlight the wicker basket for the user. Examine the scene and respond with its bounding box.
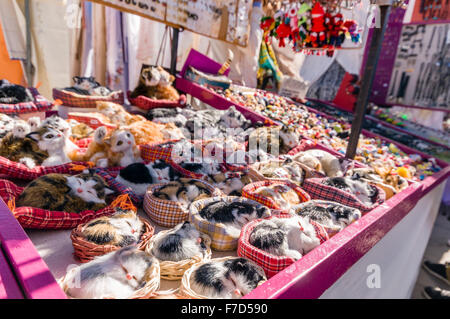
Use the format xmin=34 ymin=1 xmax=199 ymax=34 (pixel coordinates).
xmin=189 ymin=196 xmax=272 ymax=251
xmin=143 ymin=180 xmax=222 ymax=228
xmin=146 ymin=231 xmax=212 ymax=281
xmin=179 ymin=256 xmax=266 ymax=299
xmin=241 ymin=180 xmax=311 ymax=211
xmin=70 ymin=216 xmax=155 ymax=263
xmin=59 ymin=255 xmax=160 ymax=299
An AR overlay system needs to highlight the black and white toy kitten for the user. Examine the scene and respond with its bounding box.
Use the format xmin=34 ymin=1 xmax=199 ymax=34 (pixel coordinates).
xmin=180 ymin=160 xmax=222 ymax=177
xmin=249 ymin=216 xmax=321 ymax=260
xmin=63 ymin=246 xmax=157 ymax=299
xmin=151 ymin=221 xmax=207 ymax=262
xmin=190 ymin=257 xmax=266 ymax=299
xmin=321 ymin=177 xmax=378 ymax=205
xmin=65 ymin=76 xmax=112 ymax=96
xmin=146 ymin=107 xmax=187 ymax=128
xmin=292 ymin=201 xmax=361 ymax=234
xmin=199 ymin=200 xmax=270 ymax=237
xmin=115 ymin=160 xmax=182 ymax=196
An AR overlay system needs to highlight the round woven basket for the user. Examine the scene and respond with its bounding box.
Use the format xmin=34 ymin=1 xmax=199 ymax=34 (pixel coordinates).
xmin=189 ymin=196 xmax=272 ymax=251
xmin=144 ymin=180 xmax=222 ymax=228
xmin=59 ymin=256 xmax=160 ymax=299
xmin=70 ymin=216 xmax=155 ymax=263
xmin=179 ymin=256 xmax=266 ymax=299
xmin=146 ymin=231 xmax=212 ymax=281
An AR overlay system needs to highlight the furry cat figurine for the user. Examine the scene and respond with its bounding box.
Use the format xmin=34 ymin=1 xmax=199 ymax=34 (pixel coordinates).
xmin=293 ymin=149 xmax=344 ymax=177
xmin=70 ymin=126 xmax=141 ymax=168
xmin=248 ymin=125 xmax=300 ymax=155
xmin=41 ymin=115 xmax=79 ymax=154
xmin=27 ymin=126 xmax=71 ymax=167
xmin=0 ymin=79 xmax=34 ymax=104
xmin=254 ymin=184 xmax=301 ymax=209
xmin=151 ymin=221 xmax=207 ymax=262
xmin=115 ymin=160 xmax=182 ymax=196
xmin=189 ymin=257 xmax=266 ymax=299
xmin=152 ymin=66 xmax=180 ymax=101
xmin=146 ymin=107 xmax=187 ymax=127
xmin=16 ymin=170 xmax=114 ymax=213
xmin=292 ymin=201 xmax=361 ymax=234
xmin=130 ymin=66 xmax=161 ymax=99
xmin=153 ymin=179 xmax=212 ymax=209
xmin=209 ymin=172 xmax=253 ymax=196
xmin=64 ymin=76 xmax=112 ymax=96
xmin=199 ymin=199 xmax=270 ymax=237
xmin=249 ymin=216 xmax=321 ymax=260
xmin=321 ymin=177 xmax=378 ymax=205
xmin=63 ymin=246 xmax=157 ymax=299
xmin=81 ymin=208 xmax=144 ymax=247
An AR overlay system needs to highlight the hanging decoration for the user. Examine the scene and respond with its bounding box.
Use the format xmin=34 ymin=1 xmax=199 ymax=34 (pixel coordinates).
xmin=260 ymin=1 xmax=364 ymax=57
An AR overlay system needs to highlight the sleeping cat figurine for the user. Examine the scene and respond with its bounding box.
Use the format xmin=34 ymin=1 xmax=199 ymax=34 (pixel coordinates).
xmin=81 ymin=208 xmax=144 ymax=247
xmin=63 ymin=76 xmax=112 ymax=96
xmin=293 ymin=149 xmax=344 ymax=177
xmin=151 ymin=221 xmax=207 ymax=262
xmin=198 ymin=199 xmax=270 ymax=237
xmin=70 ymin=126 xmax=141 ymax=167
xmin=209 ymin=172 xmax=253 ymax=196
xmin=291 ymin=201 xmax=361 ymax=234
xmin=153 ymin=179 xmax=212 ymax=209
xmin=0 ymin=79 xmax=34 ymax=104
xmin=115 ymin=160 xmax=182 ymax=196
xmin=321 ymin=177 xmax=378 ymax=206
xmin=189 ymin=257 xmax=266 ymax=299
xmin=16 ymin=170 xmax=114 ymax=213
xmin=63 ymin=246 xmax=157 ymax=299
xmin=249 ymin=216 xmax=321 ymax=260
xmin=248 ymin=125 xmax=300 ymax=155
xmin=254 ymin=184 xmax=301 ymax=209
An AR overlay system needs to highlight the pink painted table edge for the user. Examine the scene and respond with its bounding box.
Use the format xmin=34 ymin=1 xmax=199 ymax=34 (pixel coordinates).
xmin=0 ymin=198 xmax=67 ymax=299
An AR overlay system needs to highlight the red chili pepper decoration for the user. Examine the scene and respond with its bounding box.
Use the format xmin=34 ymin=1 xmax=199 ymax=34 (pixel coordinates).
xmin=276 ymin=22 xmax=291 ymax=47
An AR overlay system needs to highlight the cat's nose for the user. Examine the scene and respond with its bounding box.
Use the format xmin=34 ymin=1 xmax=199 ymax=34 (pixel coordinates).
xmin=128 ymin=141 xmax=131 ymax=145
xmin=131 ymin=229 xmax=135 ymax=234
xmin=77 ymin=188 xmax=83 ymax=193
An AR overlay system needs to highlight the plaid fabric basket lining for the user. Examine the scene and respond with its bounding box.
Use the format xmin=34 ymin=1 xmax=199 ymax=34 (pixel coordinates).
xmin=302 ymin=178 xmax=386 ymax=213
xmin=0 ymin=179 xmax=120 ymax=230
xmin=287 ymin=139 xmax=318 ymax=156
xmin=0 ymin=87 xmax=53 ymax=114
xmin=53 ymin=88 xmax=124 ymax=108
xmin=189 ymin=196 xmax=272 ymax=251
xmin=127 ymin=91 xmax=187 ymax=110
xmin=241 ymin=180 xmax=311 ymax=211
xmin=143 ymin=180 xmax=222 ymax=228
xmin=237 ymin=214 xmax=329 ymax=278
xmin=140 ymin=140 xmax=182 ymax=163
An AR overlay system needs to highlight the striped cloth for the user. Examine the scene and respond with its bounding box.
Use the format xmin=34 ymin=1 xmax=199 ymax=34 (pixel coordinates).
xmin=189 ymin=196 xmax=272 ymax=251
xmin=52 ymin=89 xmax=124 ymax=108
xmin=237 ymin=214 xmax=329 ymax=278
xmin=127 ymin=91 xmax=187 ymax=110
xmin=302 ymin=178 xmax=386 ymax=213
xmin=143 ymin=180 xmax=221 ymax=228
xmin=0 ymin=87 xmax=53 ymax=114
xmin=0 ymin=179 xmax=118 ymax=230
xmin=241 ymin=180 xmax=311 ymax=211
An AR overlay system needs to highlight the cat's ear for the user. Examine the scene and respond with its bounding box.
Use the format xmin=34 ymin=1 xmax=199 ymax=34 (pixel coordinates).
xmin=26 ymin=131 xmax=39 ymax=141
xmin=73 ymin=76 xmax=81 ymax=84
xmin=104 ymin=187 xmax=115 ymax=196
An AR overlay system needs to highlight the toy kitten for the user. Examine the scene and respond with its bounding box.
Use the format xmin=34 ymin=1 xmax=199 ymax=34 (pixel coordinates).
xmin=153 ymin=179 xmax=212 ymax=209
xmin=254 ymin=184 xmax=301 ymax=209
xmin=321 ymin=177 xmax=378 ymax=205
xmin=63 ymin=246 xmax=157 ymax=299
xmin=249 ymin=216 xmax=321 ymax=260
xmin=199 ymin=200 xmax=270 ymax=237
xmin=209 ymin=172 xmax=253 ymax=196
xmin=27 ymin=126 xmax=71 ymax=167
xmin=81 ymin=208 xmax=144 ymax=247
xmin=180 ymin=160 xmax=222 ymax=178
xmin=0 ymin=79 xmax=34 ymax=104
xmin=151 ymin=221 xmax=207 ymax=262
xmin=130 ymin=66 xmax=161 ymax=99
xmin=292 ymin=202 xmax=361 ymax=234
xmin=41 ymin=115 xmax=79 ymax=154
xmin=64 ymin=76 xmax=112 ymax=96
xmin=0 ymin=114 xmax=15 ymax=139
xmin=152 ymin=66 xmax=180 ymax=101
xmin=293 ymin=149 xmax=344 ymax=177
xmin=190 ymin=257 xmax=266 ymax=299
xmin=249 ymin=125 xmax=300 ymax=155
xmin=146 ymin=107 xmax=187 ymax=127
xmin=115 ymin=160 xmax=182 ymax=196
xmin=16 ymin=170 xmax=114 ymax=213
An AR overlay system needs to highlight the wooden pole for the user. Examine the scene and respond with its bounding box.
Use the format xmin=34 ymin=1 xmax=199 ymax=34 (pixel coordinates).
xmin=345 ymin=1 xmax=392 ymax=159
xmin=24 ymin=0 xmax=33 ymax=86
xmin=170 ymin=27 xmax=180 ymax=75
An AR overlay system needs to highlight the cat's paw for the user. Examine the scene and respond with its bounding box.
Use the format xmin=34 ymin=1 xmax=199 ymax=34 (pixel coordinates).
xmin=285 ymin=249 xmax=303 ymax=260
xmin=96 ymin=158 xmax=109 ymax=168
xmin=94 ymin=126 xmax=107 ymax=143
xmin=19 ymin=157 xmax=36 ymax=169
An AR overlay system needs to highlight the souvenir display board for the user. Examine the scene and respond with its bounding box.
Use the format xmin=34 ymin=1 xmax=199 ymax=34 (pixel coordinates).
xmin=87 ymin=0 xmax=253 ymax=46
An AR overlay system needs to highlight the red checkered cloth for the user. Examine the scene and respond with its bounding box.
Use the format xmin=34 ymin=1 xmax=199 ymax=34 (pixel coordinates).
xmin=189 ymin=196 xmax=272 ymax=251
xmin=140 ymin=140 xmax=182 ymax=163
xmin=0 ymin=88 xmax=53 ymax=114
xmin=241 ymin=180 xmax=311 ymax=211
xmin=53 ymin=89 xmax=124 ymax=108
xmin=143 ymin=180 xmax=222 ymax=228
xmin=237 ymin=214 xmax=329 ymax=278
xmin=0 ymin=156 xmax=96 ymax=181
xmin=0 ymin=179 xmax=119 ymax=230
xmin=287 ymin=139 xmax=318 ymax=156
xmin=127 ymin=91 xmax=187 ymax=110
xmin=302 ymin=178 xmax=386 ymax=213
xmin=67 ymin=113 xmax=116 ymax=130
